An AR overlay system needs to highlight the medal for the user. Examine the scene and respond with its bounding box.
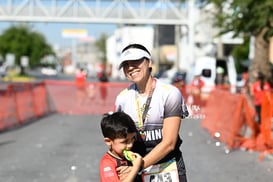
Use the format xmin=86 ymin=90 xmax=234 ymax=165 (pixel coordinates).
xmin=139 ymin=128 xmax=146 ymax=140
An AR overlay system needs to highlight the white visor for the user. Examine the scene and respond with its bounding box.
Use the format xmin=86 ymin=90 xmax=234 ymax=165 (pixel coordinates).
xmin=119 ymin=48 xmax=151 ymax=69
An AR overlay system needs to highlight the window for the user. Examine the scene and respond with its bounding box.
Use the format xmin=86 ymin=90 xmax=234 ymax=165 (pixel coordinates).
xmin=202 ymin=69 xmax=211 ymax=77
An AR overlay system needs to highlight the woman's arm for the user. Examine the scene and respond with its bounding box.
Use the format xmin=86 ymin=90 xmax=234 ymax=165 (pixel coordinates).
xmin=142 ymin=116 xmax=181 ymax=169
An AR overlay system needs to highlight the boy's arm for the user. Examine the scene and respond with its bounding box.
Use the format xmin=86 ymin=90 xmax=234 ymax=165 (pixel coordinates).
xmin=120 ymin=152 xmax=143 ymax=182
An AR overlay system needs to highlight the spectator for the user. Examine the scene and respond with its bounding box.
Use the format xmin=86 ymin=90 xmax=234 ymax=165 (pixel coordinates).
xmin=172 ymin=71 xmax=187 ymax=101
xmin=99 ymin=70 xmax=109 ymax=82
xmin=215 ymin=66 xmax=225 ymax=85
xmin=250 ymin=71 xmax=271 ymax=124
xmin=75 ymin=68 xmax=87 ymax=105
xmin=222 ymin=75 xmax=230 ymax=90
xmin=240 ymin=75 xmax=257 ymax=126
xmin=97 ymin=69 xmax=108 ymax=105
xmin=188 ymin=73 xmax=205 ymax=106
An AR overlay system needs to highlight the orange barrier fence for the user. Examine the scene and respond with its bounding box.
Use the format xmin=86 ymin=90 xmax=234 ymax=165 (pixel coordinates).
xmin=44 ymin=80 xmax=130 ymax=115
xmin=201 ymin=89 xmax=273 ymax=160
xmin=257 ymin=92 xmax=273 ymax=161
xmin=0 ymin=82 xmax=52 ymax=131
xmin=177 ymin=84 xmax=230 ymax=109
xmin=261 ymin=92 xmax=273 ymax=147
xmin=0 ymin=80 xmax=130 ymax=131
xmin=201 ymin=89 xmax=248 ymax=148
xmin=0 ymin=85 xmax=17 ymax=130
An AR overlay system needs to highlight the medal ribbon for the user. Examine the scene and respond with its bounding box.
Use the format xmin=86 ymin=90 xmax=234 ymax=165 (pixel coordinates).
xmin=135 ymin=78 xmax=156 ymax=130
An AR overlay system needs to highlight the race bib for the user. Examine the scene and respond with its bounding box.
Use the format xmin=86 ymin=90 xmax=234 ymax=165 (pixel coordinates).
xmin=142 ymin=158 xmax=179 ymax=182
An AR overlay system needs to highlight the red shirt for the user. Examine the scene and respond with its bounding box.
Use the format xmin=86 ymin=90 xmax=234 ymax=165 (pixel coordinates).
xmin=75 ymin=71 xmax=87 ymax=89
xmin=100 ymin=152 xmax=132 ymax=182
xmin=252 ymin=81 xmax=271 ymax=105
xmin=191 ymin=78 xmax=205 ymax=89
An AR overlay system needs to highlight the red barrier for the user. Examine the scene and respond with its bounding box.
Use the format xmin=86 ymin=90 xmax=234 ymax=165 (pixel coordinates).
xmin=202 ymin=88 xmax=273 ymax=161
xmin=0 ymin=86 xmax=18 ymax=130
xmin=257 ymin=91 xmax=273 ymax=161
xmin=240 ymin=91 xmax=273 ymax=153
xmin=11 ymin=83 xmax=38 ymax=124
xmin=44 ymin=80 xmax=130 ymax=115
xmin=260 ymin=91 xmax=273 ymax=147
xmin=201 ymin=89 xmax=247 ymax=148
xmin=0 ymin=82 xmax=52 ymax=131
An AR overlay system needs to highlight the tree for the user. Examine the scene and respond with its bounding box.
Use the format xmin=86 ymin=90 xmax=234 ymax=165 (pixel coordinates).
xmin=232 ymin=36 xmax=250 ymax=73
xmin=29 ymin=31 xmax=54 ymax=67
xmin=0 ymin=24 xmax=54 ymax=72
xmin=200 ymin=0 xmax=273 ymax=83
xmin=94 ymin=33 xmax=108 ymax=66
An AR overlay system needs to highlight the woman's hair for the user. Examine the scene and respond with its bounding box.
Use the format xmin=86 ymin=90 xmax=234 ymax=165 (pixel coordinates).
xmin=101 ymin=111 xmax=137 ymax=140
xmin=122 ymin=43 xmax=151 ymax=56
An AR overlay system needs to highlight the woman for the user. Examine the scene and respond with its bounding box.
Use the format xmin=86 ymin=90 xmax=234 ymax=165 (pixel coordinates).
xmin=115 ymin=43 xmax=188 ymax=181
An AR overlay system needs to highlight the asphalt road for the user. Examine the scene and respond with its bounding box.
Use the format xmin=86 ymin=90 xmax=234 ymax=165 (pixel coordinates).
xmin=0 ymin=114 xmax=272 ymax=182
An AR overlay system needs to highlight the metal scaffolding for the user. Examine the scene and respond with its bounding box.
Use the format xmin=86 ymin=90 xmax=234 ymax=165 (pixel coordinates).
xmin=0 ymin=0 xmax=197 ymax=72
xmin=0 ymin=0 xmax=189 ymax=25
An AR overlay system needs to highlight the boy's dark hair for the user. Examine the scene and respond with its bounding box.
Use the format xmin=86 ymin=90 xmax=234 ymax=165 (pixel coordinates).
xmin=101 ymin=112 xmax=137 ymax=140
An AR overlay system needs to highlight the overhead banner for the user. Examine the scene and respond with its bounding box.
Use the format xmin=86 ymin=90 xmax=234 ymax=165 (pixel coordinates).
xmin=62 ymin=29 xmax=88 ymax=38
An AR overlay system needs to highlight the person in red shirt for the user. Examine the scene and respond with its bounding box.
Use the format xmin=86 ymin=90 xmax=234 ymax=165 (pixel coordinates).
xmin=172 ymin=72 xmax=187 ymax=101
xmin=75 ymin=68 xmax=87 ymax=89
xmin=250 ymin=72 xmax=271 ymax=124
xmin=190 ymin=74 xmax=205 ymax=92
xmin=188 ymin=74 xmax=205 ymax=106
xmin=100 ymin=112 xmax=143 ymax=182
xmin=75 ymin=68 xmax=87 ymax=105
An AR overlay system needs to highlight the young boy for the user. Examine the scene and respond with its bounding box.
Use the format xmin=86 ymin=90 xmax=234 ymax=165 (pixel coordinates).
xmin=100 ymin=111 xmax=143 ymax=182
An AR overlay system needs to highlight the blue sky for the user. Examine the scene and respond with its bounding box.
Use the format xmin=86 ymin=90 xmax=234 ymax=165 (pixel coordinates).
xmin=0 ymin=22 xmax=117 ymax=49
